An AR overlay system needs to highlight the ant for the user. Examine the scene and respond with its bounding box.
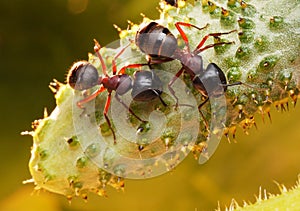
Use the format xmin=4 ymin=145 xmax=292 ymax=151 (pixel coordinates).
xmin=67 ymin=39 xmax=166 ymax=144
xmin=163 ymin=0 xmax=178 ymax=6
xmin=162 ymin=0 xmax=187 ymax=7
xmin=135 ymin=21 xmax=241 ymax=113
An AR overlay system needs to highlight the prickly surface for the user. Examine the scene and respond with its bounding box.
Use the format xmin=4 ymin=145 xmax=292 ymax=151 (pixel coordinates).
xmin=25 ymin=0 xmax=300 ymax=199
xmin=218 ymin=177 xmax=300 ymax=211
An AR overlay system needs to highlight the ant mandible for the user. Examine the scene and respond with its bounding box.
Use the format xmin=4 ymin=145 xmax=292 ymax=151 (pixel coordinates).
xmin=135 ymin=21 xmax=241 ymax=111
xmin=67 ymin=39 xmax=166 ymax=144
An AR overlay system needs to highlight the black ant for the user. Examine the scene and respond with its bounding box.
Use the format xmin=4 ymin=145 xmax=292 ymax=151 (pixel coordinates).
xmin=135 ymin=21 xmax=241 ymax=113
xmin=163 ymin=0 xmax=178 ymax=7
xmin=67 ymin=39 xmax=166 ymax=144
xmin=162 ymin=0 xmax=186 ymax=7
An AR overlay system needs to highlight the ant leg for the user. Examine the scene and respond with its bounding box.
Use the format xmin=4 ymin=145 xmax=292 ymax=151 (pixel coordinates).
xmin=168 ymin=66 xmax=185 ymax=107
xmin=118 ymin=63 xmax=149 ymax=75
xmin=112 ymin=42 xmax=132 ymax=75
xmin=118 ymin=58 xmax=174 ymax=75
xmin=114 ymin=94 xmax=147 ymax=123
xmin=103 ymin=92 xmax=117 ymax=144
xmin=223 ymin=81 xmax=261 ymax=90
xmin=77 ymin=86 xmax=106 ymax=108
xmin=151 ymin=90 xmax=168 ymax=107
xmin=224 ymin=81 xmax=243 ymax=87
xmin=147 ymin=57 xmax=174 ymax=65
xmin=198 ymin=97 xmax=209 ymax=110
xmin=195 ymin=41 xmax=235 ymax=54
xmin=94 ymin=39 xmax=108 ymax=76
xmin=198 ymin=97 xmax=209 ymax=130
xmin=175 ymin=22 xmax=209 ymax=52
xmin=193 ymin=30 xmax=237 ymax=54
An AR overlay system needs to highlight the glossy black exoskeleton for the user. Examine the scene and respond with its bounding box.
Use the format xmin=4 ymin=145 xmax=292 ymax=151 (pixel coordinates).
xmin=135 ymin=21 xmax=239 ymax=110
xmin=132 ymin=70 xmax=166 ymax=105
xmin=67 ymin=40 xmax=166 ymax=143
xmin=164 ymin=0 xmax=177 ymax=6
xmin=163 ymin=0 xmax=185 ymax=7
xmin=135 ymin=22 xmax=177 ymax=62
xmin=192 ymin=63 xmax=228 ymax=98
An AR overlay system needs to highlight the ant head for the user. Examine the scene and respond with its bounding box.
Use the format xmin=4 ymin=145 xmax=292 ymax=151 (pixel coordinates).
xmin=67 ymin=61 xmax=99 ymax=90
xmin=193 ymin=63 xmax=227 ymax=97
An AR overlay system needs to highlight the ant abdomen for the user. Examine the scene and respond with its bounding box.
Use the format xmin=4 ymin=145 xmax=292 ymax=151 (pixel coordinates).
xmin=135 ymin=22 xmax=177 ymax=59
xmin=131 ymin=70 xmax=164 ymax=101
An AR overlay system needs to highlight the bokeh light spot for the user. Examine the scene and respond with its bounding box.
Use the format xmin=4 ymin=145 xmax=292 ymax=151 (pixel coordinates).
xmin=67 ymin=0 xmax=89 ymax=14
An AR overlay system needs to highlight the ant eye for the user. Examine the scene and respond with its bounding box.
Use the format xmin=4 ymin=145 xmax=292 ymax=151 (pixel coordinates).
xmin=67 ymin=61 xmax=99 ymax=90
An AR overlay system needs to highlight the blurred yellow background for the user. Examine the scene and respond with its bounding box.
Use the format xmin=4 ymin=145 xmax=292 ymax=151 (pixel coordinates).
xmin=0 ymin=0 xmax=299 ymax=210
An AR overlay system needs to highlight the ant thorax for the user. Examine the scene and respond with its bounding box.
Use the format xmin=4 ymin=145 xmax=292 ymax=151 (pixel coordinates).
xmin=175 ymin=50 xmax=204 ymax=77
xmin=101 ymin=74 xmax=132 ymax=96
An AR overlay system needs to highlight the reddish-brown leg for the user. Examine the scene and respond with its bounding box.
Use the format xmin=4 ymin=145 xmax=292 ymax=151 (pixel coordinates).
xmin=94 ymin=39 xmax=108 ymax=76
xmin=103 ymin=92 xmax=117 ymax=143
xmin=168 ymin=66 xmax=185 ymax=107
xmin=77 ymin=86 xmax=106 ymax=108
xmin=193 ymin=30 xmax=237 ymax=54
xmin=175 ymin=22 xmax=209 ymax=52
xmin=118 ymin=63 xmax=148 ymax=75
xmin=174 ymin=22 xmax=236 ymax=55
xmin=118 ymin=57 xmax=175 ymax=75
xmin=194 ymin=41 xmax=235 ymax=54
xmin=112 ymin=42 xmax=132 ymax=75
